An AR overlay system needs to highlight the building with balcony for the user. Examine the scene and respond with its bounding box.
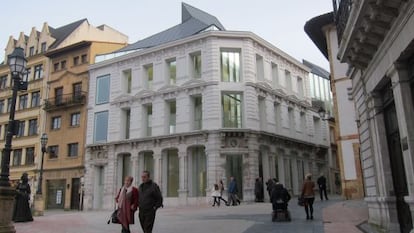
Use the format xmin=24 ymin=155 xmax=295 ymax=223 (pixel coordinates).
xmin=306 ymin=0 xmax=414 ymax=232
xmin=0 ymin=19 xmax=128 ymax=211
xmin=83 ymin=2 xmax=330 ymax=209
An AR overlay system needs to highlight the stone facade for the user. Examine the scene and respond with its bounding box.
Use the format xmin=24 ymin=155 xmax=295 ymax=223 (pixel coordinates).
xmin=84 ymin=31 xmax=330 ymax=210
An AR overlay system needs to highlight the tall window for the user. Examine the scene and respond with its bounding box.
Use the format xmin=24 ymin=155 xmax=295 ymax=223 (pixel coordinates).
xmin=300 ymin=112 xmax=306 ymax=133
xmin=28 ymin=119 xmax=37 ymax=136
xmin=51 ymin=116 xmax=61 ymax=130
xmin=68 ymin=143 xmax=79 ymax=157
xmin=0 ymin=76 xmax=8 ymax=89
xmin=297 ymin=77 xmax=304 ymax=98
xmin=221 ymin=50 xmax=241 ymax=82
xmin=0 ymin=99 xmax=5 ymax=114
xmin=96 ymin=75 xmax=110 ymax=104
xmin=81 ymin=54 xmax=87 ymax=63
xmin=23 ymin=68 xmax=31 ymax=82
xmin=70 ymin=112 xmax=81 ymax=126
xmin=29 ymin=46 xmax=34 ymax=56
xmin=122 ymin=69 xmax=132 ymax=94
xmin=73 ymin=82 xmax=82 ymax=100
xmin=191 ymin=52 xmax=201 ymax=79
xmin=7 ymin=98 xmax=11 ymax=113
xmin=274 ymin=102 xmax=281 ymax=130
xmin=256 ymin=54 xmax=264 ymax=81
xmin=26 ymin=147 xmax=35 ymax=165
xmin=61 ymin=60 xmax=67 ymax=69
xmin=193 ymin=96 xmax=202 ymax=130
xmin=168 ymin=101 xmax=176 ymax=134
xmin=288 ymin=107 xmax=294 ymax=130
xmin=13 ymin=149 xmax=22 ymax=166
xmin=53 ymin=63 xmax=59 ymax=72
xmin=191 ymin=147 xmax=206 ymax=197
xmin=258 ymin=97 xmax=266 ymax=130
xmin=285 ymin=70 xmax=292 ymax=92
xmin=31 ymin=91 xmax=40 ymax=107
xmin=272 ymin=63 xmax=279 ymax=88
xmin=16 ymin=121 xmax=25 ymax=137
xmin=55 ymin=87 xmax=63 ymax=105
xmin=166 ymin=149 xmax=179 ymax=197
xmin=123 ymin=109 xmax=131 ymax=139
xmin=34 ymin=64 xmax=43 ymax=80
xmin=41 ymin=42 xmax=47 ymax=53
xmin=19 ymin=94 xmax=28 ymax=110
xmin=73 ymin=56 xmax=79 ymax=66
xmin=222 ymin=93 xmax=242 ymax=128
xmin=94 ymin=111 xmax=109 ymax=143
xmin=167 ymin=59 xmax=176 ymax=85
xmin=144 ymin=64 xmax=153 ymax=90
xmin=48 ymin=145 xmax=59 ymax=159
xmin=145 ymin=105 xmax=152 ymax=136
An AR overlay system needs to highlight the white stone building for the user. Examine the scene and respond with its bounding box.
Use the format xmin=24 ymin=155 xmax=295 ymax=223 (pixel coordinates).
xmin=83 ymin=3 xmax=329 ymax=210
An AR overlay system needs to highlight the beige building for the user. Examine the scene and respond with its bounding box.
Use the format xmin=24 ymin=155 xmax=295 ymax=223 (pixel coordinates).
xmin=0 ymin=19 xmax=127 ymax=210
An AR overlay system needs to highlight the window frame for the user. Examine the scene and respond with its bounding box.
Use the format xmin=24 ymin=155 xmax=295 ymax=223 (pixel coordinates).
xmin=96 ymin=75 xmax=111 ymax=105
xmin=220 ymin=49 xmax=241 ymax=82
xmin=51 ymin=116 xmax=62 ymax=130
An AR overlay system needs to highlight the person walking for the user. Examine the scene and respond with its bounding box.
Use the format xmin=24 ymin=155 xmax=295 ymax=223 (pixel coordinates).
xmin=12 ymin=173 xmax=33 ymax=222
xmin=211 ymin=184 xmax=221 ymax=207
xmin=115 ymin=176 xmax=139 ymax=233
xmin=138 ymin=171 xmax=163 ymax=233
xmin=317 ymin=173 xmax=329 ymax=200
xmin=301 ymin=173 xmax=315 ymax=220
xmin=228 ymin=176 xmax=241 ymax=206
xmin=218 ymin=179 xmax=229 ymax=206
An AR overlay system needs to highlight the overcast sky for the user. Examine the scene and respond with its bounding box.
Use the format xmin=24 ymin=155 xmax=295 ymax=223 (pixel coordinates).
xmin=1 ymin=0 xmax=332 ymax=70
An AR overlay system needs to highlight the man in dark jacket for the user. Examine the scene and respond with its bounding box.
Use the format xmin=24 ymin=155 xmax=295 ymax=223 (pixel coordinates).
xmin=317 ymin=174 xmax=328 ymax=200
xmin=138 ymin=171 xmax=163 ymax=233
xmin=228 ymin=176 xmax=241 ymax=206
xmin=270 ymin=183 xmax=291 ymax=211
xmin=254 ymin=177 xmax=264 ymax=202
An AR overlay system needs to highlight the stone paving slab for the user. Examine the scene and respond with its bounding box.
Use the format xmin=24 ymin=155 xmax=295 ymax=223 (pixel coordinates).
xmin=14 ymin=197 xmax=363 ymax=233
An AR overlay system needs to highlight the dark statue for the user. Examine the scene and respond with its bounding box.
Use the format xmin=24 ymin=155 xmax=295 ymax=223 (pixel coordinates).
xmin=12 ymin=173 xmax=33 ymax=222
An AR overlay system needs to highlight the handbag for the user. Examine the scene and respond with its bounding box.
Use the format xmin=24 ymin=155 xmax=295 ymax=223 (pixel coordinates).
xmin=297 ymin=196 xmax=305 ymax=206
xmin=107 ymin=209 xmax=119 ymax=224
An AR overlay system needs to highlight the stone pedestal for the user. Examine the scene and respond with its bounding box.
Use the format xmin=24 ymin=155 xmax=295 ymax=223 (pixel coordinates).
xmin=33 ymin=195 xmax=44 ymax=216
xmin=0 ymin=186 xmax=16 ymax=233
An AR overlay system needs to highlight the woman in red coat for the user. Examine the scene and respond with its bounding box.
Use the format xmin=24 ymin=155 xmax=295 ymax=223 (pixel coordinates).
xmin=116 ymin=176 xmax=139 ymax=233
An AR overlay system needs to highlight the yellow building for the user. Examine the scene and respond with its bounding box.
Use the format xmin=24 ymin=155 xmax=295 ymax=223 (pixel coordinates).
xmin=0 ymin=19 xmax=127 ymax=210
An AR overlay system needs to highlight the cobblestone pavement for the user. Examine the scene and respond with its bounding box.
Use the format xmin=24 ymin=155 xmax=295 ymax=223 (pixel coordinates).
xmin=14 ymin=196 xmax=367 ymax=233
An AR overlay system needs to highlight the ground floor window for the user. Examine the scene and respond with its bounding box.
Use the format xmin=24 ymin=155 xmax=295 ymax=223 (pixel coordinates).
xmin=166 ymin=149 xmax=179 ymax=197
xmin=190 ymin=147 xmax=206 ymax=197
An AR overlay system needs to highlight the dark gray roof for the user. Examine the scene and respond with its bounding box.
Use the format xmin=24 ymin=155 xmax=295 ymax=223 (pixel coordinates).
xmin=304 ymin=12 xmax=333 ymax=60
xmin=302 ymin=59 xmax=330 ymax=79
xmin=49 ymin=18 xmax=88 ymax=49
xmin=117 ymin=2 xmax=225 ymax=53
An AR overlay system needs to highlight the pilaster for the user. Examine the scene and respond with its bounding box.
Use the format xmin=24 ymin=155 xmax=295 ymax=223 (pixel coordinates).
xmin=178 ymin=149 xmax=188 ymax=205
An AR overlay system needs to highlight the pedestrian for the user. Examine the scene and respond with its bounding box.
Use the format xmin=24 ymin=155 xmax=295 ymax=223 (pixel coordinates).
xmin=317 ymin=173 xmax=329 ymax=200
xmin=115 ymin=176 xmax=139 ymax=233
xmin=254 ymin=177 xmax=264 ymax=202
xmin=138 ymin=171 xmax=163 ymax=233
xmin=12 ymin=173 xmax=33 ymax=222
xmin=301 ymin=173 xmax=315 ymax=220
xmin=211 ymin=184 xmax=221 ymax=207
xmin=266 ymin=178 xmax=275 ymax=198
xmin=228 ymin=176 xmax=241 ymax=206
xmin=218 ymin=179 xmax=229 ymax=206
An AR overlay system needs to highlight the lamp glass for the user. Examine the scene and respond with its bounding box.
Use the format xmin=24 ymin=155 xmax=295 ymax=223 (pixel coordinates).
xmin=40 ymin=133 xmax=48 ymax=147
xmin=8 ymin=47 xmax=27 ymax=75
xmin=318 ymin=108 xmax=325 ymax=119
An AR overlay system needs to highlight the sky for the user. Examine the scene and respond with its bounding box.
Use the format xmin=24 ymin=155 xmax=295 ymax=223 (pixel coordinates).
xmin=0 ymin=0 xmax=333 ymax=70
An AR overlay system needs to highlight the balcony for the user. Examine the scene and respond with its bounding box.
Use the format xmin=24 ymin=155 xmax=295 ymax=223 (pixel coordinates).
xmin=334 ymin=0 xmax=405 ymax=68
xmin=44 ymin=92 xmax=87 ymax=111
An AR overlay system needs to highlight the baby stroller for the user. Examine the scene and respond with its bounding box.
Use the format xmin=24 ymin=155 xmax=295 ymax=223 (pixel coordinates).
xmin=271 ymin=183 xmax=291 ymax=222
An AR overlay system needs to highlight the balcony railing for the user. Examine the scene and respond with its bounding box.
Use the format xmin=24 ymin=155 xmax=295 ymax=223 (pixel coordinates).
xmin=44 ymin=92 xmax=87 ymax=111
xmin=333 ymin=0 xmax=352 ymax=44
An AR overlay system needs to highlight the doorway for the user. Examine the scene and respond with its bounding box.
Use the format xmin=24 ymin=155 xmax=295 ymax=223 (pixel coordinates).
xmin=46 ymin=179 xmax=66 ymax=209
xmin=70 ymin=178 xmax=80 ymax=210
xmin=382 ymin=84 xmax=413 ymax=233
xmin=226 ymin=155 xmax=243 ymax=199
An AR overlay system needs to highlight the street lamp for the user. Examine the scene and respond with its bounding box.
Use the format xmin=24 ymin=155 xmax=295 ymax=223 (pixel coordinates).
xmin=37 ymin=133 xmax=48 ymax=194
xmin=318 ymin=107 xmax=330 ymax=121
xmin=0 ymin=47 xmax=27 ymax=233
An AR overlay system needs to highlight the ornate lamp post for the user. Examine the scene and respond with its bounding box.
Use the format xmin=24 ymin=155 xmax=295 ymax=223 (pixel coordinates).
xmin=0 ymin=47 xmax=27 ymax=233
xmin=36 ymin=133 xmax=48 ymax=194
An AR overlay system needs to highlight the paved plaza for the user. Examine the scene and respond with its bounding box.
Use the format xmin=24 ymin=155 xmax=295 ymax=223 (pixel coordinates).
xmin=14 ymin=197 xmax=368 ymax=233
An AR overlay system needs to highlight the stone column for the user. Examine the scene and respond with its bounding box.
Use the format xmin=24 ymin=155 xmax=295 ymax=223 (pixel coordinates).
xmin=389 ymin=63 xmax=414 ymax=224
xmin=130 ymin=150 xmax=139 ymax=187
xmin=178 ymin=148 xmax=188 ymax=205
xmin=261 ymin=149 xmax=270 ymax=201
xmin=291 ymin=158 xmax=299 ymax=195
xmin=278 ymin=156 xmax=285 ymax=187
xmin=152 ymin=148 xmax=162 ymax=190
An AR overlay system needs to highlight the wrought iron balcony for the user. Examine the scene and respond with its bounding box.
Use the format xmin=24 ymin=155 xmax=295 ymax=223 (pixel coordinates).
xmin=333 ymin=0 xmax=352 ymax=44
xmin=44 ymin=92 xmax=87 ymax=111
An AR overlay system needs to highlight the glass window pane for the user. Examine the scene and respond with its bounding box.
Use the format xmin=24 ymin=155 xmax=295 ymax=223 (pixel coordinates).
xmin=96 ymin=75 xmax=110 ymax=104
xmin=94 ymin=111 xmax=109 ymax=142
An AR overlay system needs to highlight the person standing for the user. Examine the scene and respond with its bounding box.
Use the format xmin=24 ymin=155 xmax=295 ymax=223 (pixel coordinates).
xmin=115 ymin=176 xmax=139 ymax=233
xmin=317 ymin=174 xmax=329 ymax=200
xmin=301 ymin=173 xmax=315 ymax=220
xmin=254 ymin=177 xmax=264 ymax=202
xmin=138 ymin=171 xmax=163 ymax=233
xmin=12 ymin=173 xmax=33 ymax=222
xmin=218 ymin=179 xmax=229 ymax=206
xmin=228 ymin=176 xmax=241 ymax=206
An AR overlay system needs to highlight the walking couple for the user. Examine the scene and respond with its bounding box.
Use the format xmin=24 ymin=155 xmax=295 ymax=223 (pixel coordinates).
xmin=115 ymin=171 xmax=163 ymax=233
